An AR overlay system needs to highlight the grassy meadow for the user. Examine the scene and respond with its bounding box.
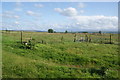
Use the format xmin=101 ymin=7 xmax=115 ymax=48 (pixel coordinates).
xmin=2 ymin=31 xmax=119 ymax=78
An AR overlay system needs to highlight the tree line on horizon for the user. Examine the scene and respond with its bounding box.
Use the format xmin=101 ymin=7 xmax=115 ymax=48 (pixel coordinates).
xmin=48 ymin=29 xmax=102 ymax=34
xmin=3 ymin=28 xmax=102 ymax=34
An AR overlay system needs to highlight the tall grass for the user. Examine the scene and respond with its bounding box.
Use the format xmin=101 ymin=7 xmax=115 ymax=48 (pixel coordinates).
xmin=2 ymin=31 xmax=119 ymax=78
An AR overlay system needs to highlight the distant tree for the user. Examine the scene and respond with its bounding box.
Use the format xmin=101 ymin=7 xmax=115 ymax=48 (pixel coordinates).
xmin=65 ymin=30 xmax=68 ymax=33
xmin=48 ymin=29 xmax=54 ymax=33
xmin=99 ymin=31 xmax=102 ymax=34
xmin=82 ymin=32 xmax=88 ymax=33
xmin=5 ymin=28 xmax=8 ymax=32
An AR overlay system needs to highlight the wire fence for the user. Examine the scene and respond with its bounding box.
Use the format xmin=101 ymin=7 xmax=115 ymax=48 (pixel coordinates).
xmin=2 ymin=31 xmax=118 ymax=45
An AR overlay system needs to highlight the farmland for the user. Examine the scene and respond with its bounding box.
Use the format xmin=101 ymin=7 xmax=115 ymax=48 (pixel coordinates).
xmin=2 ymin=31 xmax=119 ymax=78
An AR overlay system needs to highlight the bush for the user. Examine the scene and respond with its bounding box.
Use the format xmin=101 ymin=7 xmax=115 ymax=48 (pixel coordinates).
xmin=19 ymin=39 xmax=36 ymax=50
xmin=89 ymin=67 xmax=108 ymax=76
xmin=105 ymin=69 xmax=118 ymax=78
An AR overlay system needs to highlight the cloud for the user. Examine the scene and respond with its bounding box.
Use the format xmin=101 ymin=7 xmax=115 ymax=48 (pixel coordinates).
xmin=16 ymin=2 xmax=22 ymax=7
xmin=54 ymin=6 xmax=117 ymax=31
xmin=41 ymin=15 xmax=117 ymax=31
xmin=34 ymin=4 xmax=44 ymax=8
xmin=14 ymin=15 xmax=20 ymax=19
xmin=14 ymin=8 xmax=23 ymax=11
xmin=14 ymin=2 xmax=23 ymax=12
xmin=80 ymin=10 xmax=84 ymax=14
xmin=2 ymin=15 xmax=117 ymax=31
xmin=2 ymin=11 xmax=20 ymax=19
xmin=3 ymin=15 xmax=20 ymax=19
xmin=2 ymin=14 xmax=13 ymax=18
xmin=14 ymin=21 xmax=19 ymax=24
xmin=69 ymin=15 xmax=118 ymax=31
xmin=78 ymin=3 xmax=85 ymax=8
xmin=4 ymin=11 xmax=14 ymax=14
xmin=46 ymin=15 xmax=118 ymax=31
xmin=54 ymin=8 xmax=62 ymax=12
xmin=26 ymin=10 xmax=38 ymax=16
xmin=54 ymin=7 xmax=78 ymax=17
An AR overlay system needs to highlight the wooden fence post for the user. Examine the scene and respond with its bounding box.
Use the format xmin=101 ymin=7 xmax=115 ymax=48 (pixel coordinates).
xmin=30 ymin=36 xmax=32 ymax=40
xmin=100 ymin=38 xmax=103 ymax=44
xmin=89 ymin=36 xmax=91 ymax=42
xmin=61 ymin=36 xmax=63 ymax=42
xmin=110 ymin=34 xmax=112 ymax=44
xmin=85 ymin=35 xmax=88 ymax=42
xmin=21 ymin=31 xmax=23 ymax=44
xmin=42 ymin=40 xmax=44 ymax=44
xmin=100 ymin=34 xmax=102 ymax=44
xmin=74 ymin=34 xmax=77 ymax=42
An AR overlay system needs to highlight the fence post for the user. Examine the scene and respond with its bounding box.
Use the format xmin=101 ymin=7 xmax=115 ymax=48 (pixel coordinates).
xmin=42 ymin=40 xmax=44 ymax=44
xmin=89 ymin=36 xmax=91 ymax=42
xmin=100 ymin=38 xmax=103 ymax=44
xmin=61 ymin=36 xmax=63 ymax=42
xmin=30 ymin=36 xmax=32 ymax=40
xmin=21 ymin=31 xmax=23 ymax=44
xmin=100 ymin=35 xmax=102 ymax=44
xmin=85 ymin=35 xmax=88 ymax=42
xmin=74 ymin=34 xmax=77 ymax=42
xmin=110 ymin=34 xmax=112 ymax=44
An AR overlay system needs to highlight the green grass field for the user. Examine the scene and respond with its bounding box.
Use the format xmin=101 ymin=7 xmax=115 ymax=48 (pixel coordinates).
xmin=2 ymin=31 xmax=119 ymax=78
